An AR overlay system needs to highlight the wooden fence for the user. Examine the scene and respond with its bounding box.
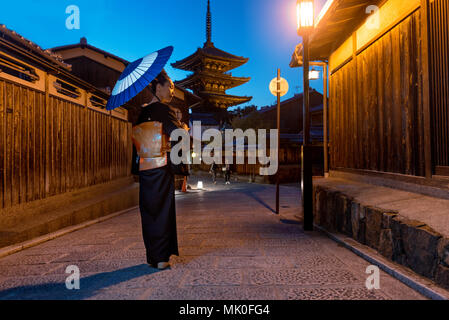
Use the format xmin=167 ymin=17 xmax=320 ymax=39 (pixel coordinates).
xmin=0 ymin=78 xmax=132 ymax=209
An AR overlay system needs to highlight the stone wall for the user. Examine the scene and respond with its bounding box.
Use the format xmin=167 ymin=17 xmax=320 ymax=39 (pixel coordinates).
xmin=314 ymin=184 xmax=449 ymax=289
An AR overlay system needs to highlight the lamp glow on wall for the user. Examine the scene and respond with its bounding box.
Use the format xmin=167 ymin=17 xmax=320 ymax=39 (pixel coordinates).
xmin=309 ymin=68 xmax=320 ymax=80
xmin=296 ymin=0 xmax=315 ymax=35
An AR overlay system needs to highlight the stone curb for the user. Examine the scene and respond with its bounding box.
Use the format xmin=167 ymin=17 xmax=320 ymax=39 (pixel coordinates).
xmin=314 ymin=224 xmax=449 ymax=300
xmin=314 ymin=184 xmax=449 ymax=290
xmin=0 ymin=206 xmax=139 ymax=259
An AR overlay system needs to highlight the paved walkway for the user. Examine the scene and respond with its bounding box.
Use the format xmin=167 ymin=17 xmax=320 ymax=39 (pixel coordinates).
xmin=0 ymin=174 xmax=426 ymax=300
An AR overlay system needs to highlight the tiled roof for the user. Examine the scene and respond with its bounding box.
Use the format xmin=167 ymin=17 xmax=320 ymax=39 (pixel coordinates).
xmin=50 ymin=37 xmax=129 ymax=66
xmin=0 ymin=24 xmax=71 ymax=70
xmin=201 ymin=44 xmax=248 ymax=62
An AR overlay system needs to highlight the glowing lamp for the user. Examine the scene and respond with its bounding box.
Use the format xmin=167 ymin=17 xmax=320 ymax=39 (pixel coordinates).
xmin=309 ymin=68 xmax=320 ymax=80
xmin=197 ymin=181 xmax=203 ymax=189
xmin=296 ymin=0 xmax=315 ymax=35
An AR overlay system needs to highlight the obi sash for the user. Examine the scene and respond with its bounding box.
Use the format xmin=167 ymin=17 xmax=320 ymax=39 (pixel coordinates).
xmin=131 ymin=122 xmax=171 ymax=171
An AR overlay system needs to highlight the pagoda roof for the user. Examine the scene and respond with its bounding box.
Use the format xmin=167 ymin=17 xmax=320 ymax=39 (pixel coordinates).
xmin=175 ymin=71 xmax=250 ymax=89
xmin=201 ymin=91 xmax=252 ymax=108
xmin=172 ymin=43 xmax=249 ymax=71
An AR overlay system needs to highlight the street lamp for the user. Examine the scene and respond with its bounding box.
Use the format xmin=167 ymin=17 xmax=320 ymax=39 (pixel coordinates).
xmin=309 ymin=68 xmax=320 ymax=80
xmin=296 ymin=0 xmax=315 ymax=231
xmin=296 ymin=0 xmax=315 ymax=34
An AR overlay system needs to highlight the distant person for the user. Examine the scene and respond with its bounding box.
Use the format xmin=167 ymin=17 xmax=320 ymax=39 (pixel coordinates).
xmin=224 ymin=164 xmax=232 ymax=185
xmin=210 ymin=161 xmax=218 ymax=184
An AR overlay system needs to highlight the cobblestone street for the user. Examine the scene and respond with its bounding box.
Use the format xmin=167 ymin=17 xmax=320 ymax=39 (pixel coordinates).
xmin=0 ymin=175 xmax=426 ymax=300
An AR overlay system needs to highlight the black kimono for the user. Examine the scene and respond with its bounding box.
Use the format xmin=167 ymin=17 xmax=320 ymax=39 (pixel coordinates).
xmin=132 ymin=102 xmax=184 ymax=266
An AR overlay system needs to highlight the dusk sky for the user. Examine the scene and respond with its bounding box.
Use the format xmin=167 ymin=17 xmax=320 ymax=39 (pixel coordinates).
xmin=0 ymin=0 xmax=327 ymax=109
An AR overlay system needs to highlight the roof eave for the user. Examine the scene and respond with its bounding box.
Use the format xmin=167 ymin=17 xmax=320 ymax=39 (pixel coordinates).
xmin=309 ymin=0 xmax=384 ymax=60
xmin=50 ymin=43 xmax=130 ymax=66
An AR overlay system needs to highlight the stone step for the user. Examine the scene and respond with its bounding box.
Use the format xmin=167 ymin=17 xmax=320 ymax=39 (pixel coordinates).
xmin=0 ymin=177 xmax=139 ymax=248
xmin=314 ymin=177 xmax=449 ymax=290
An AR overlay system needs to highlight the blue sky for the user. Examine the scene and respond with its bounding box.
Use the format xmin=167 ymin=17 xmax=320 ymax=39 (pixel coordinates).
xmin=0 ymin=0 xmax=327 ymax=109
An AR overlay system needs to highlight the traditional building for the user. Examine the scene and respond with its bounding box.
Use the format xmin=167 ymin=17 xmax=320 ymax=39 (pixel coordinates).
xmin=309 ymin=0 xmax=449 ymax=289
xmin=50 ymin=37 xmax=202 ymax=125
xmin=0 ymin=25 xmax=202 ymax=247
xmin=0 ymin=25 xmax=139 ymax=247
xmin=172 ymin=0 xmax=252 ymax=115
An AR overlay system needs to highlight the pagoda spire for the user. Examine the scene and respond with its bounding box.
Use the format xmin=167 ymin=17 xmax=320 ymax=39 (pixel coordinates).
xmin=205 ymin=0 xmax=213 ymax=47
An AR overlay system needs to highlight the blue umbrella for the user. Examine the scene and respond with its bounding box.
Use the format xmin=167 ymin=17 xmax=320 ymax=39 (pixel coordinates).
xmin=106 ymin=46 xmax=174 ymax=111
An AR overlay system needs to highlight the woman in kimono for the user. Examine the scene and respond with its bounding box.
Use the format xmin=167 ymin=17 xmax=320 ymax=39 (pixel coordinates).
xmin=131 ymin=70 xmax=188 ymax=270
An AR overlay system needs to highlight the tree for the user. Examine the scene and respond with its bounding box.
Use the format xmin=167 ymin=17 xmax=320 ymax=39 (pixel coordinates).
xmin=231 ymin=110 xmax=275 ymax=131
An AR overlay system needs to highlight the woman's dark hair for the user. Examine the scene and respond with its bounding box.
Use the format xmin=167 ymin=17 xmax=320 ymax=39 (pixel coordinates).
xmin=150 ymin=69 xmax=171 ymax=94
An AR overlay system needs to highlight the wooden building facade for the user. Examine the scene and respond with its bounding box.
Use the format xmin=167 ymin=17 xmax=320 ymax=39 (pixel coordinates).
xmin=50 ymin=38 xmax=202 ymax=127
xmin=0 ymin=26 xmax=134 ymax=210
xmin=0 ymin=28 xmax=200 ymax=211
xmin=310 ymin=0 xmax=449 ymax=181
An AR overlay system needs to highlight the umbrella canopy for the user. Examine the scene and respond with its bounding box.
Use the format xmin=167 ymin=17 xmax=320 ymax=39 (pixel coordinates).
xmin=106 ymin=46 xmax=174 ymax=111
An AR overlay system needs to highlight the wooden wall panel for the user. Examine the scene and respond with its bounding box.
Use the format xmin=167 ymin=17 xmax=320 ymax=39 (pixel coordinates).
xmin=0 ymin=78 xmax=132 ymax=209
xmin=429 ymin=0 xmax=449 ymax=170
xmin=329 ymin=10 xmax=425 ymax=176
xmin=0 ymin=80 xmax=4 ymax=209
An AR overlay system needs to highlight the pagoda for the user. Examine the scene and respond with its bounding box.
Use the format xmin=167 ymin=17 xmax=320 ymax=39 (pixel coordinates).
xmin=172 ymin=0 xmax=252 ymax=113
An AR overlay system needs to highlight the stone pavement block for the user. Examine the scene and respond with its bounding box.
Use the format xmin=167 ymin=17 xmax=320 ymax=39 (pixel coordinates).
xmin=248 ymin=269 xmax=360 ymax=286
xmin=280 ymin=286 xmax=389 ymax=300
xmin=215 ymin=256 xmax=294 ymax=269
xmin=189 ymin=232 xmax=260 ymax=241
xmin=203 ymin=247 xmax=264 ymax=257
xmin=89 ymin=249 xmax=146 ymax=261
xmin=0 ymin=263 xmax=65 ymax=277
xmin=146 ymin=285 xmax=278 ymax=300
xmin=169 ymin=255 xmax=218 ymax=269
xmin=104 ymin=268 xmax=187 ymax=290
xmin=74 ymin=236 xmax=128 ymax=246
xmin=290 ymin=254 xmax=347 ymax=270
xmin=86 ymin=288 xmax=149 ymax=300
xmin=181 ymin=269 xmax=243 ymax=286
xmin=2 ymin=268 xmax=153 ymax=300
xmin=67 ymin=259 xmax=144 ymax=274
xmin=200 ymin=238 xmax=244 ymax=248
xmin=182 ymin=227 xmax=231 ymax=234
xmin=258 ymin=232 xmax=308 ymax=240
xmin=0 ymin=253 xmax=67 ymax=266
xmin=0 ymin=174 xmax=431 ymax=300
xmin=243 ymin=238 xmax=304 ymax=248
xmin=0 ymin=274 xmax=69 ymax=299
xmin=24 ymin=243 xmax=93 ymax=255
xmin=178 ymin=246 xmax=218 ymax=256
xmin=51 ymin=249 xmax=109 ymax=263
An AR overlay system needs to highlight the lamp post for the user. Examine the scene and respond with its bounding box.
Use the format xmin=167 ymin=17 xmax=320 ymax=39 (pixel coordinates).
xmin=297 ymin=0 xmax=314 ymax=231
